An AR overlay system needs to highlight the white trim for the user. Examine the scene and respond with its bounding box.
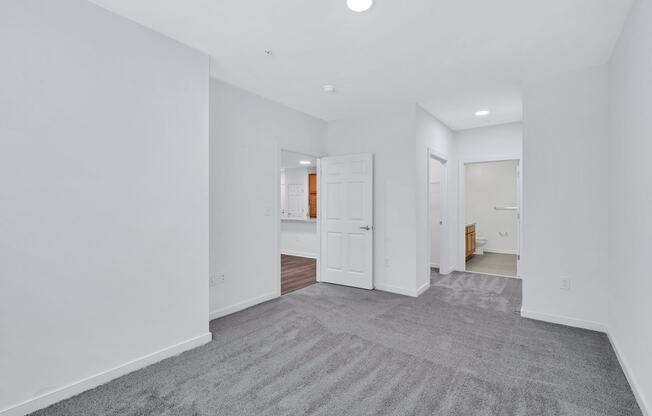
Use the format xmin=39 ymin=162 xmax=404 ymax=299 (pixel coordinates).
xmin=483 ymin=248 xmax=517 ymax=255
xmin=607 ymin=330 xmax=651 ymax=416
xmin=281 ymin=250 xmax=318 ymax=259
xmin=0 ymin=333 xmax=212 ymax=416
xmin=520 ymin=309 xmax=607 ymax=333
xmin=209 ymin=291 xmax=278 ymax=320
xmin=375 ymin=283 xmax=429 ymax=298
xmin=415 ymin=281 xmax=430 ymax=297
xmin=464 ymin=269 xmax=520 ymax=279
xmin=315 ymin=157 xmax=322 ymax=283
xmin=441 ymin=264 xmax=457 ymax=275
xmin=275 ymin=144 xmax=282 ymax=298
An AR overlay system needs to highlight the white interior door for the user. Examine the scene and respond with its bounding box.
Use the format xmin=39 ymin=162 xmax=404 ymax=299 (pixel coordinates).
xmin=429 ymin=158 xmax=443 ymax=267
xmin=516 ymin=161 xmax=521 ymax=277
xmin=320 ymin=154 xmax=373 ymax=289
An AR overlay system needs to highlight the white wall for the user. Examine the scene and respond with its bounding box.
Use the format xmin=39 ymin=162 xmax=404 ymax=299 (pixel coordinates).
xmin=0 ymin=1 xmax=210 ymax=414
xmin=209 ymin=79 xmax=327 ymax=318
xmin=521 ymin=65 xmax=609 ymax=331
xmin=608 ymin=0 xmax=652 ymax=412
xmin=280 ymin=221 xmax=319 ymax=258
xmin=328 ymin=107 xmax=420 ymax=296
xmin=465 ymin=161 xmax=518 ymax=254
xmin=416 ymin=107 xmax=456 ymax=291
xmin=455 ymin=122 xmax=523 ymax=161
xmin=327 ymin=106 xmax=454 ymax=297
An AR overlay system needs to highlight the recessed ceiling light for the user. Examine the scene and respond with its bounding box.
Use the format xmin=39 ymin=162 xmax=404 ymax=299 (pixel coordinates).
xmin=475 ymin=110 xmax=490 ymax=117
xmin=347 ymin=0 xmax=373 ymax=12
xmin=322 ymin=85 xmax=335 ymax=93
xmin=300 ymin=160 xmax=311 ymax=165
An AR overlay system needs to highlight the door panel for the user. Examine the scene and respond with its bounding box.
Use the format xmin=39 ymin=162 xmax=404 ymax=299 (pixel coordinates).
xmin=320 ymin=154 xmax=373 ymax=289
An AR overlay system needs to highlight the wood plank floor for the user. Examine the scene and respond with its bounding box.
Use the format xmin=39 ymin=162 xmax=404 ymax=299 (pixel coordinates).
xmin=281 ymin=255 xmax=316 ymax=295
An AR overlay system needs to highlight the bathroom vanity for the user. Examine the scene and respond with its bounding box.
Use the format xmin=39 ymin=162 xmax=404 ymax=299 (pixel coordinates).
xmin=465 ymin=224 xmax=476 ymax=261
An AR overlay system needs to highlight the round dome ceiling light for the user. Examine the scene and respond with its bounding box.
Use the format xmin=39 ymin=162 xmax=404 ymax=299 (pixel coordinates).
xmin=347 ymin=0 xmax=373 ymax=12
xmin=475 ymin=109 xmax=490 ymax=117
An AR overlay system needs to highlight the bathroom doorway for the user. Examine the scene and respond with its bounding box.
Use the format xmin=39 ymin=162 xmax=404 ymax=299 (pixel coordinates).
xmin=461 ymin=159 xmax=520 ymax=278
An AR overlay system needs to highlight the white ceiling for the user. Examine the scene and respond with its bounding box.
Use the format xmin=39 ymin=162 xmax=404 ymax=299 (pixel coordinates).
xmin=281 ymin=150 xmax=318 ymax=169
xmin=89 ymin=0 xmax=633 ymax=130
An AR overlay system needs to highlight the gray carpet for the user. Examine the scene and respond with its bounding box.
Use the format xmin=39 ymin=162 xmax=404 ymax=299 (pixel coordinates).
xmin=32 ymin=271 xmax=641 ymax=416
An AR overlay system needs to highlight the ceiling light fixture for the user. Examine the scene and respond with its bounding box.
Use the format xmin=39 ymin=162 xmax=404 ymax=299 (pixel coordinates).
xmin=300 ymin=160 xmax=311 ymax=165
xmin=475 ymin=109 xmax=490 ymax=117
xmin=347 ymin=0 xmax=373 ymax=12
xmin=322 ymin=85 xmax=335 ymax=93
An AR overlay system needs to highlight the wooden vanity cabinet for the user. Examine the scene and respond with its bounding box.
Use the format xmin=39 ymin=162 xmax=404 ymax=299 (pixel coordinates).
xmin=465 ymin=224 xmax=476 ymax=261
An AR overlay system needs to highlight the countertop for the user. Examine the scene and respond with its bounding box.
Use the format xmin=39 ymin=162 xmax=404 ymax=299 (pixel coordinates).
xmin=281 ymin=217 xmax=317 ymax=223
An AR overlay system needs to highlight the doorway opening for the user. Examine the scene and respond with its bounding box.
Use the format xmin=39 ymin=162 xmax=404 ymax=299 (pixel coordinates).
xmin=428 ymin=149 xmax=448 ymax=276
xmin=279 ymin=150 xmax=320 ymax=295
xmin=461 ymin=159 xmax=520 ymax=278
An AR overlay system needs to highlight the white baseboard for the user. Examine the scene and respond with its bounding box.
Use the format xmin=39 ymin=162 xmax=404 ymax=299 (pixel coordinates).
xmin=0 ymin=333 xmax=212 ymax=416
xmin=209 ymin=291 xmax=278 ymax=320
xmin=442 ymin=265 xmax=457 ymax=275
xmin=415 ymin=281 xmax=430 ymax=296
xmin=464 ymin=269 xmax=521 ymax=280
xmin=430 ymin=262 xmax=440 ymax=268
xmin=483 ymin=248 xmax=517 ymax=255
xmin=280 ymin=250 xmax=318 ymax=259
xmin=607 ymin=330 xmax=650 ymax=416
xmin=376 ymin=283 xmax=427 ymax=298
xmin=520 ymin=309 xmax=607 ymax=333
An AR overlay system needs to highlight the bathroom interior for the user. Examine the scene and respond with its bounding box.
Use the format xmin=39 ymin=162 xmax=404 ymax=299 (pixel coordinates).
xmin=464 ymin=160 xmax=519 ymax=277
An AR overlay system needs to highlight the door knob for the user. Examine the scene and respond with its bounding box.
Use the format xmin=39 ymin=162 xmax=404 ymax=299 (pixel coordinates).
xmin=360 ymin=225 xmax=371 ymax=231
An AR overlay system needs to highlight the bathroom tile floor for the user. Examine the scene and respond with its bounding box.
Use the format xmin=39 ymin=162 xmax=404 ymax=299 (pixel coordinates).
xmin=466 ymin=252 xmax=517 ymax=277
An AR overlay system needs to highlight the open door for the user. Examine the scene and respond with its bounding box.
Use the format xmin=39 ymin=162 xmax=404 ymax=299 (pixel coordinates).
xmin=516 ymin=161 xmax=521 ymax=277
xmin=320 ymin=154 xmax=373 ymax=289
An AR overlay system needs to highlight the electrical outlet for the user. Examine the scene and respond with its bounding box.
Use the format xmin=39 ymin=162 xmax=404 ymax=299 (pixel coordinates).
xmin=210 ymin=273 xmax=225 ymax=287
xmin=560 ymin=277 xmax=571 ymax=291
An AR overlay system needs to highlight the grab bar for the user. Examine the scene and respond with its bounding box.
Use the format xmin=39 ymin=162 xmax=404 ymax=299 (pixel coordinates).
xmin=494 ymin=206 xmax=518 ymax=211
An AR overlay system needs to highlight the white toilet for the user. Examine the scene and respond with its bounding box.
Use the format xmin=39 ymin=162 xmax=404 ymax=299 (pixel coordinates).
xmin=475 ymin=237 xmax=488 ymax=255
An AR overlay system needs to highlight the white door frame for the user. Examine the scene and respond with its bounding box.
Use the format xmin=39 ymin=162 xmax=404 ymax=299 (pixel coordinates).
xmin=276 ymin=147 xmax=323 ymax=297
xmin=427 ymin=148 xmax=450 ymax=275
xmin=458 ymin=157 xmax=522 ymax=278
